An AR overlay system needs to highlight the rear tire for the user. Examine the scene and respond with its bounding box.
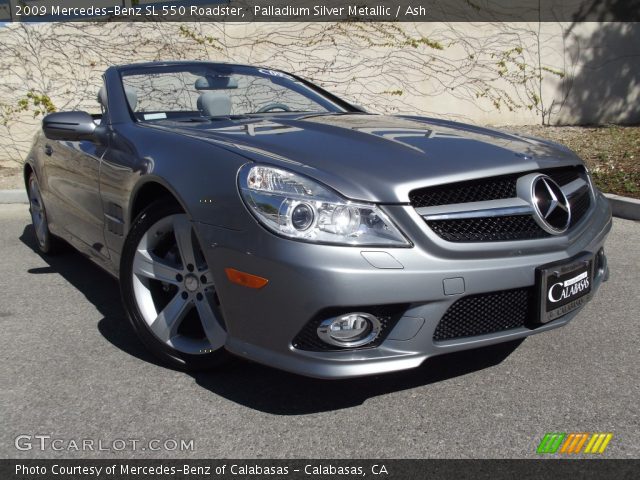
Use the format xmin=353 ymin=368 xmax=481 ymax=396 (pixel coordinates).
xmin=120 ymin=200 xmax=230 ymax=371
xmin=28 ymin=173 xmax=62 ymax=255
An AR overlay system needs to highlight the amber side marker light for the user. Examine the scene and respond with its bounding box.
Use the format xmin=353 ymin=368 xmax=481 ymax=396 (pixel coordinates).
xmin=225 ymin=268 xmax=269 ymax=289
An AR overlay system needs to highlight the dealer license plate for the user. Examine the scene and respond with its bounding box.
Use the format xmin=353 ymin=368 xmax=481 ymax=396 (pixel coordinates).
xmin=536 ymin=255 xmax=594 ymax=323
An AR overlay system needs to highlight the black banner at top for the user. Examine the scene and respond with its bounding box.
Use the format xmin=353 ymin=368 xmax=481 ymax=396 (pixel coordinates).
xmin=1 ymin=0 xmax=639 ymax=23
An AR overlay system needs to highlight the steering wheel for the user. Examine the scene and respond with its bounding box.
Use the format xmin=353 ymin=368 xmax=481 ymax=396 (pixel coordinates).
xmin=256 ymin=103 xmax=291 ymax=113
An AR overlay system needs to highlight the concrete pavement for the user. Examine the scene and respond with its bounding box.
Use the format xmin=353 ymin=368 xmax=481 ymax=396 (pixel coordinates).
xmin=1 ymin=204 xmax=638 ymax=459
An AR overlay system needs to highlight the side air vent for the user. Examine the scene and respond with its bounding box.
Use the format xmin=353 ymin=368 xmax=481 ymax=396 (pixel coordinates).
xmin=105 ymin=203 xmax=124 ymax=236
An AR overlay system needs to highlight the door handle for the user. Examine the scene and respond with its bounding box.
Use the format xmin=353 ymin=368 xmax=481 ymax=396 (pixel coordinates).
xmin=44 ymin=144 xmax=53 ymax=156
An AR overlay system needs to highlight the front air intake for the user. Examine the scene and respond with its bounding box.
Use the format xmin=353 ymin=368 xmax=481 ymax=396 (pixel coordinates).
xmin=433 ymin=288 xmax=536 ymax=341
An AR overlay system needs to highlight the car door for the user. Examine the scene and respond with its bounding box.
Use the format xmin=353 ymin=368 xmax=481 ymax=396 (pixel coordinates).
xmin=42 ymin=123 xmax=110 ymax=259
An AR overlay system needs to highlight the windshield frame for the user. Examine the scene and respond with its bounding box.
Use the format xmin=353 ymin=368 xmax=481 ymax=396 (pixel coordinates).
xmin=115 ymin=62 xmax=352 ymax=123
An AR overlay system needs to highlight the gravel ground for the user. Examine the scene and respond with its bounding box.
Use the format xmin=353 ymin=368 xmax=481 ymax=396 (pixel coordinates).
xmin=503 ymin=125 xmax=640 ymax=199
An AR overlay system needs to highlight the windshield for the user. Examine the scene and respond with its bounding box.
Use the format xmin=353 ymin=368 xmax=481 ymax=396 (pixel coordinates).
xmin=119 ymin=64 xmax=344 ymax=121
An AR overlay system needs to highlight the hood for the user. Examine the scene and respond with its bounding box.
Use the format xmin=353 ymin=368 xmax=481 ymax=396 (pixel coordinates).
xmin=147 ymin=113 xmax=581 ymax=203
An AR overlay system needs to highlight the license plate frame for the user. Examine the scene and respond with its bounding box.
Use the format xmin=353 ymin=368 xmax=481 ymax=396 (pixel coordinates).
xmin=535 ymin=254 xmax=594 ymax=324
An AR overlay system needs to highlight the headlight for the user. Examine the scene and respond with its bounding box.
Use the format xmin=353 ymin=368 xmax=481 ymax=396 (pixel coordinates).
xmin=238 ymin=164 xmax=410 ymax=246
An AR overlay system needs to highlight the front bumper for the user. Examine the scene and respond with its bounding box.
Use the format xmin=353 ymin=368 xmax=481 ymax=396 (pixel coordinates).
xmin=195 ymin=192 xmax=612 ymax=379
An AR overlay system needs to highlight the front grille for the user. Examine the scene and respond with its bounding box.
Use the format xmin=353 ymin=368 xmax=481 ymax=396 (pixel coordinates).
xmin=409 ymin=177 xmax=517 ymax=208
xmin=292 ymin=304 xmax=407 ymax=352
xmin=570 ymin=188 xmax=591 ymax=225
xmin=409 ymin=166 xmax=583 ymax=208
xmin=412 ymin=166 xmax=592 ymax=242
xmin=433 ymin=288 xmax=535 ymax=341
xmin=550 ymin=168 xmax=582 ymax=186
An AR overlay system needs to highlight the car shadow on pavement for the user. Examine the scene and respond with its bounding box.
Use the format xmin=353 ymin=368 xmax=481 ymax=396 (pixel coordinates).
xmin=191 ymin=340 xmax=523 ymax=415
xmin=20 ymin=225 xmax=164 ymax=369
xmin=21 ymin=224 xmax=524 ymax=415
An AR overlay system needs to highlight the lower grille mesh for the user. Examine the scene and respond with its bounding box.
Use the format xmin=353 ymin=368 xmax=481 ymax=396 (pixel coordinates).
xmin=292 ymin=304 xmax=407 ymax=351
xmin=433 ymin=288 xmax=535 ymax=341
xmin=427 ymin=215 xmax=551 ymax=242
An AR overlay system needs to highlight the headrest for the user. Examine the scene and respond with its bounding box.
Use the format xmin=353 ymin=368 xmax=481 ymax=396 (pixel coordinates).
xmin=97 ymin=86 xmax=107 ymax=107
xmin=124 ymin=86 xmax=137 ymax=111
xmin=197 ymin=92 xmax=232 ymax=117
xmin=97 ymin=85 xmax=138 ymax=111
xmin=195 ymin=76 xmax=238 ymax=90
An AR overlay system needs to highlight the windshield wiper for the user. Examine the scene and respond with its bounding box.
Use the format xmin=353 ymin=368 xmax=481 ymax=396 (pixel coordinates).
xmin=207 ymin=115 xmax=252 ymax=121
xmin=296 ymin=111 xmax=364 ymax=120
xmin=174 ymin=117 xmax=211 ymax=123
xmin=174 ymin=115 xmax=251 ymax=123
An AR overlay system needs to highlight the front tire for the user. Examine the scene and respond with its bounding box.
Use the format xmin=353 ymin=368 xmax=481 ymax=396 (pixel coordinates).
xmin=120 ymin=200 xmax=229 ymax=371
xmin=28 ymin=172 xmax=61 ymax=254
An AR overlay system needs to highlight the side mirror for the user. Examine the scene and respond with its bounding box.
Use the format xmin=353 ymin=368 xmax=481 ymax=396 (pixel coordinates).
xmin=42 ymin=111 xmax=97 ymax=141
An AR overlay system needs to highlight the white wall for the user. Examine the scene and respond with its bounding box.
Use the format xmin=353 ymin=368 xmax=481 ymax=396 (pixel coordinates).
xmin=0 ymin=21 xmax=638 ymax=163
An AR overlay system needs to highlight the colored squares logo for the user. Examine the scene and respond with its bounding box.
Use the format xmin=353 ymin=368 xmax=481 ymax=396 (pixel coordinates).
xmin=537 ymin=433 xmax=613 ymax=454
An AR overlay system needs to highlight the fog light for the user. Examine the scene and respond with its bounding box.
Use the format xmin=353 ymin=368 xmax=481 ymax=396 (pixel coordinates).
xmin=317 ymin=312 xmax=381 ymax=348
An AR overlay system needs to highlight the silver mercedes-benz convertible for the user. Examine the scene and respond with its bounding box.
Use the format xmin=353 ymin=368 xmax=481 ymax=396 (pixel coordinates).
xmin=25 ymin=61 xmax=611 ymax=378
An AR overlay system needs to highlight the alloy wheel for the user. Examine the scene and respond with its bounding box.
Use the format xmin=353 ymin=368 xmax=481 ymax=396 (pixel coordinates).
xmin=131 ymin=213 xmax=227 ymax=354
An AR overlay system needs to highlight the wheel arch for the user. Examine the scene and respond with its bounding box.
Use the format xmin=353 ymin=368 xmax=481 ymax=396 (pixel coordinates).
xmin=23 ymin=161 xmax=35 ymax=189
xmin=128 ymin=177 xmax=188 ymax=226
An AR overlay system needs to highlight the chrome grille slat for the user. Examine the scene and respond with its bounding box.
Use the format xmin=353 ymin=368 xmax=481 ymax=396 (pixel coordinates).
xmin=562 ymin=178 xmax=589 ymax=198
xmin=417 ymin=198 xmax=532 ymax=221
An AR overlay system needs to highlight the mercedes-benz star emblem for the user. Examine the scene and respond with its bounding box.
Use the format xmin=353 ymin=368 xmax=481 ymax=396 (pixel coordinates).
xmin=530 ymin=175 xmax=571 ymax=234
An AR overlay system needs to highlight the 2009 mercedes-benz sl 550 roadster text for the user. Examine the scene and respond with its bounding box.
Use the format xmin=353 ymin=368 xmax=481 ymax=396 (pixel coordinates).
xmin=25 ymin=62 xmax=611 ymax=378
